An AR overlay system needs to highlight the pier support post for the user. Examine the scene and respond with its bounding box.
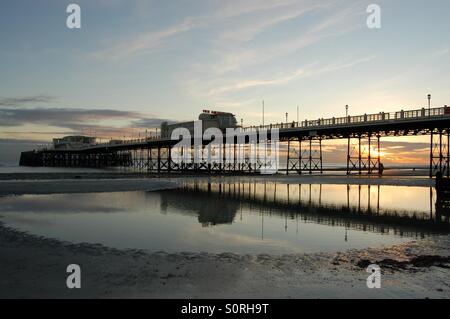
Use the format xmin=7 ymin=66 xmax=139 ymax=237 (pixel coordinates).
xmin=447 ymin=130 xmax=450 ymax=178
xmin=299 ymin=137 xmax=302 ymax=175
xmin=286 ymin=139 xmax=291 ymax=175
xmin=319 ymin=137 xmax=323 ymax=174
xmin=430 ymin=128 xmax=450 ymax=178
xmin=147 ymin=148 xmax=151 ymax=172
xmin=286 ymin=136 xmax=322 ymax=174
xmin=347 ymin=134 xmax=381 ymax=175
xmin=368 ymin=135 xmax=372 ymax=174
xmin=377 ymin=135 xmax=381 ymax=175
xmin=358 ymin=135 xmax=362 ymax=175
xmin=168 ymin=146 xmax=172 ymax=172
xmin=222 ymin=142 xmax=226 ymax=173
xmin=309 ymin=138 xmax=313 ymax=174
xmin=157 ymin=147 xmax=161 ymax=173
xmin=347 ymin=137 xmax=350 ymax=175
xmin=430 ymin=130 xmax=434 ymax=178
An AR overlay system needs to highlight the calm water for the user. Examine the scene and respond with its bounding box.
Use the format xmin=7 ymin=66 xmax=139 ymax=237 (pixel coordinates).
xmin=0 ymin=182 xmax=448 ymax=254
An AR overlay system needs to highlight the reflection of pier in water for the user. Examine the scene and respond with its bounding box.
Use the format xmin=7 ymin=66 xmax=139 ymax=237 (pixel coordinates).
xmin=161 ymin=181 xmax=450 ymax=239
xmin=159 ymin=190 xmax=239 ymax=227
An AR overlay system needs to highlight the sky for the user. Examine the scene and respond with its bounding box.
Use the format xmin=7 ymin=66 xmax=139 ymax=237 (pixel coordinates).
xmin=0 ymin=0 xmax=450 ymax=165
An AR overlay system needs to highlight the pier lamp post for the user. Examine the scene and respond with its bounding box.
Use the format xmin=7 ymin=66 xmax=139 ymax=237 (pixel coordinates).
xmin=262 ymin=100 xmax=265 ymax=126
xmin=346 ymin=105 xmax=349 ymax=124
xmin=285 ymin=112 xmax=288 ymax=123
xmin=428 ymin=94 xmax=431 ymax=116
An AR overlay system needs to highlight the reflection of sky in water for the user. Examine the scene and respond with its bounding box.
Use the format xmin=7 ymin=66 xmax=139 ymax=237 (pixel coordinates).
xmin=0 ymin=183 xmax=448 ymax=254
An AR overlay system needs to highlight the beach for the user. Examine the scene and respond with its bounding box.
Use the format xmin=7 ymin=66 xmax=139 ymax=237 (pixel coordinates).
xmin=0 ymin=217 xmax=449 ymax=298
xmin=0 ymin=174 xmax=449 ymax=298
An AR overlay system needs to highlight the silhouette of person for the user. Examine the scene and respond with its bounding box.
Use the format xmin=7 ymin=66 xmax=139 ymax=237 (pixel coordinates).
xmin=379 ymin=163 xmax=384 ymax=175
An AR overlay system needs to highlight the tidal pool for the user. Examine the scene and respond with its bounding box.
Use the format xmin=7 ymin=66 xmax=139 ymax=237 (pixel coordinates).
xmin=0 ymin=182 xmax=448 ymax=254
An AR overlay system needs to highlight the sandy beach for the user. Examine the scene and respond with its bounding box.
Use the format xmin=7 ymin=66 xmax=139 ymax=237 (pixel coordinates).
xmin=0 ymin=175 xmax=450 ymax=298
xmin=0 ymin=175 xmax=448 ymax=298
xmin=0 ymin=218 xmax=449 ymax=298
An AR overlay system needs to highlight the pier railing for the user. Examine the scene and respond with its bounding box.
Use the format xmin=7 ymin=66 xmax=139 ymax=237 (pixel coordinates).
xmin=109 ymin=106 xmax=450 ymax=145
xmin=39 ymin=105 xmax=450 ymax=151
xmin=242 ymin=106 xmax=449 ymax=132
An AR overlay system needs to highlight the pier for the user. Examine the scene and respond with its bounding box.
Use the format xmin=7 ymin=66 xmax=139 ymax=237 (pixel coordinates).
xmin=19 ymin=106 xmax=450 ymax=177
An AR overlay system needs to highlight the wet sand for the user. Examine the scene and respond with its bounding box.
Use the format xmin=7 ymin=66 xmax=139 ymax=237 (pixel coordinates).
xmin=0 ymin=174 xmax=434 ymax=196
xmin=0 ymin=178 xmax=178 ymax=195
xmin=0 ymin=175 xmax=448 ymax=299
xmin=0 ymin=219 xmax=449 ymax=299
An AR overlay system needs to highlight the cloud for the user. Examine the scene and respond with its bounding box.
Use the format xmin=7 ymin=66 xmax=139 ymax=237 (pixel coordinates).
xmin=184 ymin=1 xmax=366 ymax=103
xmin=207 ymin=55 xmax=375 ymax=96
xmin=131 ymin=118 xmax=177 ymax=128
xmin=0 ymin=107 xmax=140 ymax=127
xmin=433 ymin=48 xmax=450 ymax=57
xmin=91 ymin=0 xmax=327 ymax=61
xmin=211 ymin=0 xmax=300 ymax=20
xmin=0 ymin=107 xmax=174 ymax=139
xmin=316 ymin=140 xmax=431 ymax=165
xmin=212 ymin=1 xmax=363 ymax=73
xmin=0 ymin=95 xmax=57 ymax=107
xmin=207 ymin=68 xmax=307 ymax=96
xmin=92 ymin=17 xmax=202 ymax=60
xmin=218 ymin=1 xmax=328 ymax=43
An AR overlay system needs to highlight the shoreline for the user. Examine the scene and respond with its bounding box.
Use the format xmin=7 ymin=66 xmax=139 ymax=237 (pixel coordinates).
xmin=0 ymin=178 xmax=179 ymax=195
xmin=0 ymin=174 xmax=435 ymax=196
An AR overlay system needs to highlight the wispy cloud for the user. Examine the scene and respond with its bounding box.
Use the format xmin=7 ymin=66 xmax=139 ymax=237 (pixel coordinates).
xmin=92 ymin=17 xmax=202 ymax=60
xmin=183 ymin=1 xmax=366 ymax=105
xmin=218 ymin=1 xmax=329 ymax=43
xmin=210 ymin=0 xmax=300 ymax=20
xmin=208 ymin=1 xmax=363 ymax=75
xmin=207 ymin=68 xmax=309 ymax=96
xmin=0 ymin=95 xmax=57 ymax=107
xmin=206 ymin=55 xmax=375 ymax=96
xmin=433 ymin=47 xmax=450 ymax=58
xmin=91 ymin=0 xmax=330 ymax=61
xmin=0 ymin=107 xmax=173 ymax=139
xmin=131 ymin=117 xmax=176 ymax=128
xmin=0 ymin=107 xmax=140 ymax=127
